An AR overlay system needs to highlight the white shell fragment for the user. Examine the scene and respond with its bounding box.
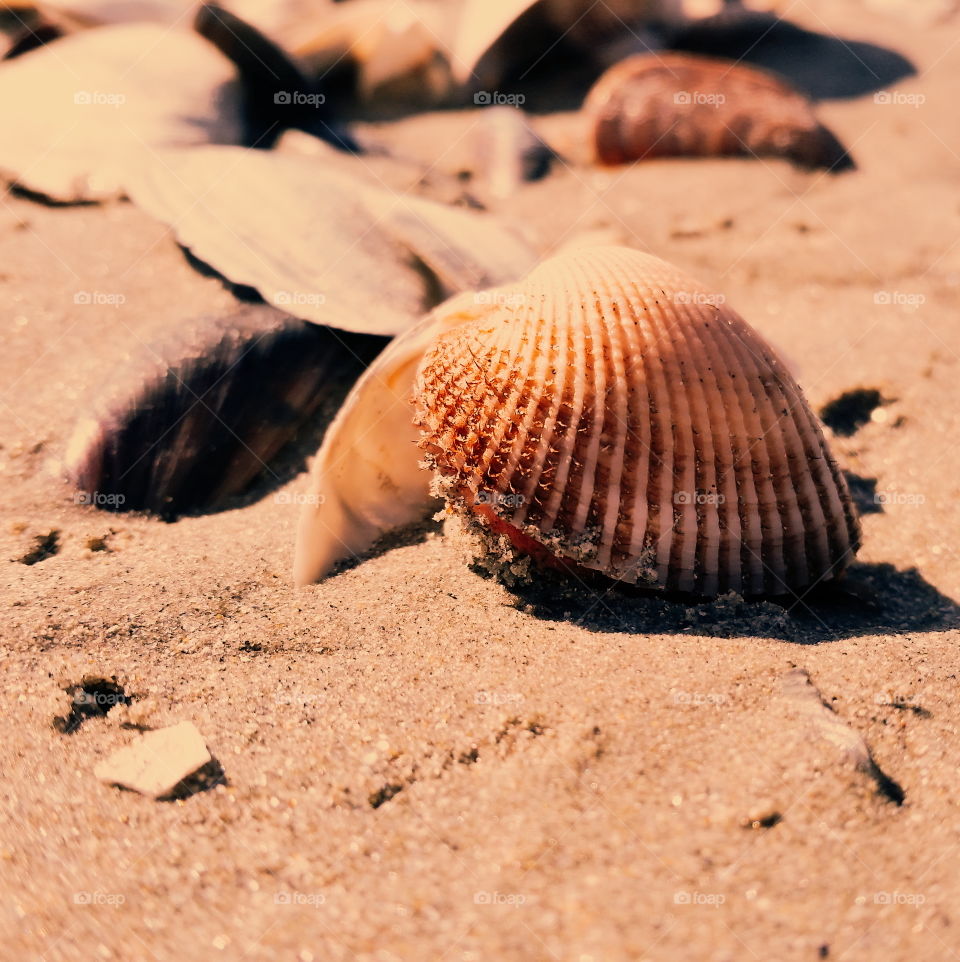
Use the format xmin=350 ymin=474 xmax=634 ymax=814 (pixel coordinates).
xmin=123 ymin=146 xmax=537 ymax=336
xmin=0 ymin=25 xmax=243 ymax=202
xmin=293 ymin=291 xmax=487 ymax=584
xmin=94 ymin=721 xmax=212 ymax=799
xmin=415 ymin=246 xmax=860 ymax=596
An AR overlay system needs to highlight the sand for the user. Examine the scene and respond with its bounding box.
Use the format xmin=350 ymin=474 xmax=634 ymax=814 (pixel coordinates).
xmin=2 ymin=2 xmax=960 ymax=960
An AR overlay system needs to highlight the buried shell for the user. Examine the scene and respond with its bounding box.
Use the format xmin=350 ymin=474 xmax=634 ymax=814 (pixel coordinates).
xmin=66 ymin=306 xmax=388 ymax=519
xmin=583 ymin=53 xmax=854 ymax=172
xmin=413 ymin=246 xmax=860 ymax=596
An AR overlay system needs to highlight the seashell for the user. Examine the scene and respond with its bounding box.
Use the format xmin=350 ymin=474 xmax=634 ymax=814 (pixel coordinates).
xmin=67 ymin=306 xmax=387 ymax=518
xmin=413 ymin=246 xmax=860 ymax=596
xmin=122 ymin=146 xmax=537 ymax=336
xmin=583 ymin=53 xmax=854 ymax=172
xmin=294 ymin=245 xmax=860 ymax=595
xmin=0 ymin=24 xmax=244 ymax=202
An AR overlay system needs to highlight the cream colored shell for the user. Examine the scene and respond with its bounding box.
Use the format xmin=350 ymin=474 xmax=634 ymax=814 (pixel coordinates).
xmin=415 ymin=246 xmax=860 ymax=595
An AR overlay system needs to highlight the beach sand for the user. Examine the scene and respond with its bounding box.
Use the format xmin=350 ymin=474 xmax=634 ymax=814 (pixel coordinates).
xmin=2 ymin=2 xmax=960 ymax=959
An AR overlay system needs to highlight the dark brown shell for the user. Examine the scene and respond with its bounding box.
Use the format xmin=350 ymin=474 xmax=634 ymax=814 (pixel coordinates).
xmin=584 ymin=53 xmax=853 ymax=172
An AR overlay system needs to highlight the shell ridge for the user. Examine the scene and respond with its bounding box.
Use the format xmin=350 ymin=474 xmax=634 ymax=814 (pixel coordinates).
xmin=781 ymin=374 xmax=860 ymax=562
xmin=669 ymin=300 xmax=732 ymax=595
xmin=685 ymin=305 xmax=747 ymax=594
xmin=631 ymin=274 xmax=692 ymax=587
xmin=459 ymin=333 xmax=520 ymax=489
xmin=511 ymin=285 xmax=567 ymax=528
xmin=689 ymin=309 xmax=763 ymax=594
xmin=755 ymin=367 xmax=832 ymax=587
xmin=789 ymin=391 xmax=860 ymax=578
xmin=580 ymin=263 xmax=630 ymax=573
xmin=492 ymin=295 xmax=549 ymax=524
xmin=568 ymin=262 xmax=613 ymax=549
xmin=721 ymin=325 xmax=811 ymax=591
xmin=539 ymin=264 xmax=589 ymax=531
xmin=615 ymin=264 xmax=679 ymax=583
xmin=692 ymin=309 xmax=771 ymax=593
xmin=619 ymin=300 xmax=654 ymax=580
xmin=667 ymin=299 xmax=736 ymax=593
xmin=523 ymin=274 xmax=571 ymax=530
xmin=600 ymin=295 xmax=633 ymax=574
xmin=711 ymin=315 xmax=791 ymax=592
xmin=438 ymin=314 xmax=525 ymax=491
xmin=624 ymin=251 xmax=736 ymax=592
xmin=725 ymin=325 xmax=854 ymax=584
xmin=643 ymin=289 xmax=705 ymax=592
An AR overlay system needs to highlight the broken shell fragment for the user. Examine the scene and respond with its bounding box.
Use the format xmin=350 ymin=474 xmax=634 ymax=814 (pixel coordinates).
xmin=584 ymin=53 xmax=854 ymax=172
xmin=414 ymin=246 xmax=860 ymax=596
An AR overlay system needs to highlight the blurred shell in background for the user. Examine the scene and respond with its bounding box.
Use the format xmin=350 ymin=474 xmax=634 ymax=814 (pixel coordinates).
xmin=121 ymin=146 xmax=537 ymax=335
xmin=281 ymin=0 xmax=451 ymax=104
xmin=584 ymin=53 xmax=854 ymax=171
xmin=0 ymin=24 xmax=243 ymax=201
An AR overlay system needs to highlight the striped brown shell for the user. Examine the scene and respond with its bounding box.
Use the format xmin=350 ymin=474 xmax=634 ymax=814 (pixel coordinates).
xmin=414 ymin=246 xmax=860 ymax=596
xmin=584 ymin=53 xmax=853 ymax=172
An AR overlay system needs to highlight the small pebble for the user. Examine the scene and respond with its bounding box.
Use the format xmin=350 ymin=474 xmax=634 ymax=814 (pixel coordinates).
xmin=94 ymin=721 xmax=211 ymax=798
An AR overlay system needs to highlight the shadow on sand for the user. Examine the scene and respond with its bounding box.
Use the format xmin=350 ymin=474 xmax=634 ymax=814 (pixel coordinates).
xmin=471 ymin=7 xmax=916 ymax=113
xmin=497 ymin=561 xmax=959 ymax=643
xmin=667 ymin=9 xmax=916 ymax=101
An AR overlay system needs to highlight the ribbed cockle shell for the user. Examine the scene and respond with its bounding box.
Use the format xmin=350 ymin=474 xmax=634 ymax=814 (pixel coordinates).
xmin=414 ymin=246 xmax=860 ymax=596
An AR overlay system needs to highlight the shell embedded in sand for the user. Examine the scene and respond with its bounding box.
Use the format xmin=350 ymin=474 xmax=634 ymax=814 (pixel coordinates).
xmin=583 ymin=53 xmax=854 ymax=172
xmin=67 ymin=306 xmax=388 ymax=519
xmin=414 ymin=246 xmax=860 ymax=596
